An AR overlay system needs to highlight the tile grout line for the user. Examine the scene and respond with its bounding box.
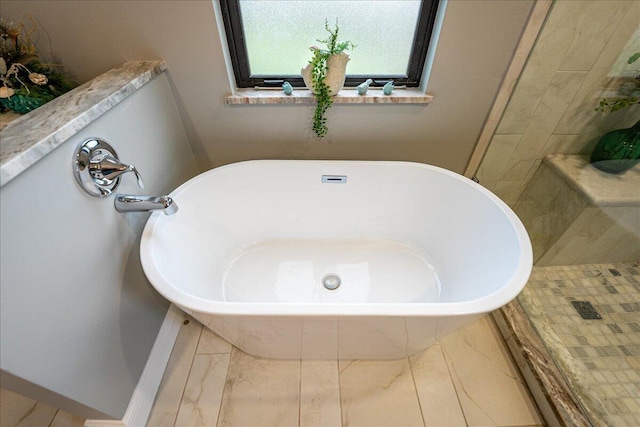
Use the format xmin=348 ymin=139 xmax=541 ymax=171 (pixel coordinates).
xmin=297 ymin=358 xmax=302 ymax=427
xmin=338 ymin=359 xmax=345 ymax=427
xmin=214 ymin=346 xmax=234 ymax=427
xmin=407 ymin=355 xmax=427 ymax=427
xmin=171 ymin=320 xmax=203 ymax=427
xmin=438 ymin=340 xmax=469 ymax=427
xmin=47 ymin=409 xmax=60 ymax=427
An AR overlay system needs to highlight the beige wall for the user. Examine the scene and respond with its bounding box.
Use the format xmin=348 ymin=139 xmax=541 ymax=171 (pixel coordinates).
xmin=478 ymin=0 xmax=640 ymax=206
xmin=2 ymin=0 xmax=533 ymax=174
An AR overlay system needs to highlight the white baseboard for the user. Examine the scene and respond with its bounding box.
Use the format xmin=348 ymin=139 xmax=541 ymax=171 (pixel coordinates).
xmin=85 ymin=304 xmax=185 ymax=427
xmin=84 ymin=422 xmax=126 ymax=427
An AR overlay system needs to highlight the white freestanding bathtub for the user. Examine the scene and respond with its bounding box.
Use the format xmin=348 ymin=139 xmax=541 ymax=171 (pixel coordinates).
xmin=140 ymin=160 xmax=532 ymax=359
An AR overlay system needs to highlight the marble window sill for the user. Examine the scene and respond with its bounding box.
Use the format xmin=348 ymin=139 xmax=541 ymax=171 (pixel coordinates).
xmin=225 ymin=88 xmax=433 ymax=105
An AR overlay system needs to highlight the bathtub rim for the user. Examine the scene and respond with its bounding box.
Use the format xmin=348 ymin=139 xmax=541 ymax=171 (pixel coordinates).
xmin=140 ymin=159 xmax=533 ymax=317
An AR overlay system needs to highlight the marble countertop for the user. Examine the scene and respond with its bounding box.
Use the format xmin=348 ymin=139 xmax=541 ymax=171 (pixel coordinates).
xmin=0 ymin=60 xmax=167 ymax=187
xmin=544 ymin=154 xmax=640 ymax=207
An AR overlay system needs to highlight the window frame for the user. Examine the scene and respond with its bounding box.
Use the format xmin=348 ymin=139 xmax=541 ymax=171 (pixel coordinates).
xmin=219 ymin=0 xmax=441 ymax=89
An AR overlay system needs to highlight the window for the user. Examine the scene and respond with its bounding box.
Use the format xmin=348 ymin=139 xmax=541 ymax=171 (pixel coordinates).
xmin=219 ymin=0 xmax=441 ymax=89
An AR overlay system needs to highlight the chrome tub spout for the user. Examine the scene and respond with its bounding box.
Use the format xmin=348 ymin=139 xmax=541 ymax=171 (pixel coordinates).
xmin=115 ymin=194 xmax=178 ymax=215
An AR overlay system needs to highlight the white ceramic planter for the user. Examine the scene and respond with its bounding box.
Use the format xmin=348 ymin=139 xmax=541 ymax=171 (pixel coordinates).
xmin=301 ymin=52 xmax=350 ymax=96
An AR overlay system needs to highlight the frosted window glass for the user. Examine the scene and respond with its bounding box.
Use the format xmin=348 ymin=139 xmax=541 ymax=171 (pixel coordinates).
xmin=239 ymin=0 xmax=421 ymax=76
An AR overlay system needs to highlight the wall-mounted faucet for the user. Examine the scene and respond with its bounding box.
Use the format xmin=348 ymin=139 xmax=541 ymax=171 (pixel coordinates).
xmin=74 ymin=138 xmax=178 ymax=215
xmin=90 ymin=153 xmax=145 ymax=190
xmin=74 ymin=138 xmax=144 ymax=197
xmin=114 ymin=195 xmax=178 ymax=215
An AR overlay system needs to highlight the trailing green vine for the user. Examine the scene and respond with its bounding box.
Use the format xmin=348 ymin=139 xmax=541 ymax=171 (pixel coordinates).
xmin=309 ymin=20 xmax=354 ymax=137
xmin=310 ymin=47 xmax=331 ymax=137
xmin=595 ymin=52 xmax=639 ymax=114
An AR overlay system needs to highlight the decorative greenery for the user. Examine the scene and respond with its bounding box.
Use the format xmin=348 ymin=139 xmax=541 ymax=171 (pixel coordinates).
xmin=595 ymin=53 xmax=639 ymax=113
xmin=0 ymin=17 xmax=76 ymax=114
xmin=308 ymin=20 xmax=354 ymax=137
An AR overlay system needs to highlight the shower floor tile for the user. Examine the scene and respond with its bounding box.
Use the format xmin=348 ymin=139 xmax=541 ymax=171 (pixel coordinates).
xmin=518 ymin=262 xmax=640 ymax=427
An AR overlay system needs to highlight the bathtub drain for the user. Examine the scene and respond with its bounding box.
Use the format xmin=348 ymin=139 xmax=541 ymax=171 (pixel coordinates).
xmin=322 ymin=274 xmax=341 ymax=290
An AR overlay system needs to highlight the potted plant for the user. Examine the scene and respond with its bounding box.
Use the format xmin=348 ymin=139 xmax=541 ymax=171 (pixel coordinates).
xmin=0 ymin=18 xmax=75 ymax=114
xmin=301 ymin=20 xmax=354 ymax=138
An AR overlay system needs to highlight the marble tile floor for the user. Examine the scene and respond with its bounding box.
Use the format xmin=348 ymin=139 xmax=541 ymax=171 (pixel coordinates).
xmin=0 ymin=388 xmax=85 ymax=427
xmin=146 ymin=314 xmax=544 ymax=427
xmin=517 ymin=262 xmax=640 ymax=427
xmin=0 ymin=315 xmax=544 ymax=427
xmin=5 ymin=264 xmax=638 ymax=427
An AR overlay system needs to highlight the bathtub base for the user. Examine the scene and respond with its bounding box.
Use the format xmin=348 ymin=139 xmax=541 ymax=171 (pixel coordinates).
xmin=187 ymin=309 xmax=482 ymax=360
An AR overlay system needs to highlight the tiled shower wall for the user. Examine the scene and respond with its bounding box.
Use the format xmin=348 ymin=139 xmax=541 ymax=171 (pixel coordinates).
xmin=512 ymin=157 xmax=640 ymax=265
xmin=477 ymin=0 xmax=640 ymax=206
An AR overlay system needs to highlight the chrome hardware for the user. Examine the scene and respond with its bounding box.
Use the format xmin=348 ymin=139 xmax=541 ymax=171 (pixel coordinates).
xmin=74 ymin=138 xmax=144 ymax=197
xmin=90 ymin=154 xmax=144 ymax=189
xmin=322 ymin=175 xmax=347 ymax=183
xmin=322 ymin=274 xmax=341 ymax=290
xmin=115 ymin=194 xmax=178 ymax=216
